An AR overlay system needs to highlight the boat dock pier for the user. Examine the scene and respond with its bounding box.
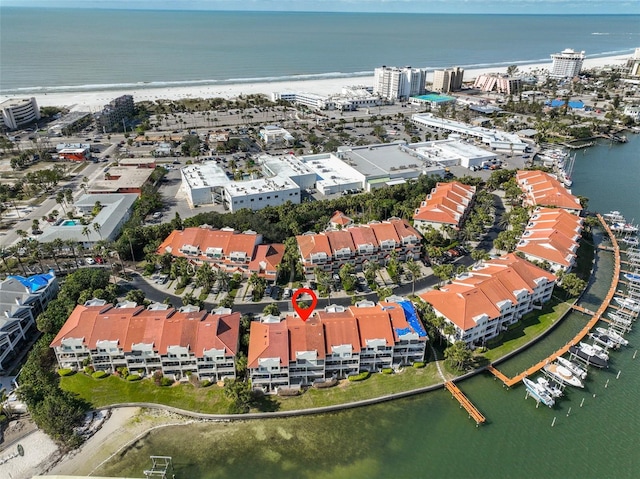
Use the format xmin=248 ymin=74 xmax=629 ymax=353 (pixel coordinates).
xmin=488 ymin=214 xmax=620 ymax=387
xmin=571 ymin=305 xmax=595 ymax=315
xmin=444 ymin=381 xmax=486 ymax=426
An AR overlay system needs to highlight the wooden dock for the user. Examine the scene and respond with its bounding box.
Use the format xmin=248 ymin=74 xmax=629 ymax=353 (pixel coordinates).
xmin=444 ymin=381 xmax=486 ymax=425
xmin=489 ymin=214 xmax=620 ymax=387
xmin=570 ymin=305 xmax=595 ymax=315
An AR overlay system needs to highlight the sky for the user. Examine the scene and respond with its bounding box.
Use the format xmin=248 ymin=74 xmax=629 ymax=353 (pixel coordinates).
xmin=2 ymin=0 xmax=639 ymax=15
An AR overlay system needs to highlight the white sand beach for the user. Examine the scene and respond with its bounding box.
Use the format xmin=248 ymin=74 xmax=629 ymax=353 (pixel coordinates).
xmin=1 ymin=54 xmax=631 ymax=112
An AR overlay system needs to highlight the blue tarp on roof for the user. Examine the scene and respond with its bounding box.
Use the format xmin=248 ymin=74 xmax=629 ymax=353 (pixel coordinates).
xmin=396 ymin=300 xmax=428 ymax=338
xmin=7 ymin=271 xmax=54 ymax=293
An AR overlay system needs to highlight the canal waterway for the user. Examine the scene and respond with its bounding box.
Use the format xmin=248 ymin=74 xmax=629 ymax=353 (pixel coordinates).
xmin=96 ymin=135 xmax=640 ymax=479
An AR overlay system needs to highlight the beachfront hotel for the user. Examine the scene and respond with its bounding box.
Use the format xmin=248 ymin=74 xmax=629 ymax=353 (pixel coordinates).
xmin=413 ymin=181 xmax=476 ymax=236
xmin=271 ymin=86 xmax=381 ymax=111
xmin=248 ymin=299 xmax=427 ymax=392
xmin=50 ymin=302 xmax=241 ymax=381
xmin=549 ymin=48 xmax=585 ymax=79
xmin=0 ymin=271 xmax=59 ymax=373
xmin=373 ymin=66 xmax=427 ymax=101
xmin=296 ymin=218 xmax=422 ymax=277
xmin=432 ymin=67 xmax=464 ymax=93
xmin=516 ymin=207 xmax=583 ymax=274
xmin=515 ymin=170 xmax=583 ymax=213
xmin=157 ymin=226 xmax=284 ymax=281
xmin=420 ymin=254 xmax=556 ymax=348
xmin=0 ymin=97 xmax=40 ymax=131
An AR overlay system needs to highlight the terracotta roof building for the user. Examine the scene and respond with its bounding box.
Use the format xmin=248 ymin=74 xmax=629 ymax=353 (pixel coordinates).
xmin=248 ymin=299 xmax=427 ymax=392
xmin=297 ymin=218 xmax=422 ymax=277
xmin=413 ymin=181 xmax=476 ymax=235
xmin=329 ymin=210 xmax=353 ymax=229
xmin=516 ymin=207 xmax=583 ymax=273
xmin=516 ymin=170 xmax=582 ymax=212
xmin=50 ymin=303 xmax=241 ymax=381
xmin=158 ymin=226 xmax=283 ymax=279
xmin=420 ymin=254 xmax=556 ymax=347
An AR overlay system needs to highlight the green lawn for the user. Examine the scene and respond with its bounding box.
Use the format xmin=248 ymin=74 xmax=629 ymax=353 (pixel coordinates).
xmin=61 ymin=374 xmax=233 ymax=414
xmin=481 ymin=299 xmax=572 ymax=361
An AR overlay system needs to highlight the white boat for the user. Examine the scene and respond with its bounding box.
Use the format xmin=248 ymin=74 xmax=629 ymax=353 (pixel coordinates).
xmin=537 ymin=377 xmax=564 ymax=398
xmin=522 ymin=377 xmax=555 ymax=407
xmin=611 ymin=223 xmax=638 ymax=234
xmin=613 ymin=296 xmax=640 ymax=312
xmin=596 ymin=327 xmax=628 ymax=347
xmin=604 ymin=210 xmax=625 ymax=223
xmin=621 ymin=237 xmax=640 ymax=247
xmin=607 ymin=312 xmax=633 ymax=328
xmin=623 ymin=272 xmax=640 ymax=283
xmin=569 ymin=343 xmax=609 ymax=368
xmin=543 ymin=362 xmax=584 ymax=388
xmin=589 ymin=332 xmax=619 ymax=350
xmin=557 ymin=356 xmax=587 ymax=380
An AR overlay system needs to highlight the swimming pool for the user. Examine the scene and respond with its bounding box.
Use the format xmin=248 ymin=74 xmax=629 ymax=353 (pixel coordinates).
xmin=61 ymin=220 xmax=80 ymax=226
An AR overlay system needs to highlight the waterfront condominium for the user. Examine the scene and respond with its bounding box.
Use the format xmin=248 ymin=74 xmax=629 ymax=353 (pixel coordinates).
xmin=412 ymin=181 xmax=476 ymax=236
xmin=549 ymin=49 xmax=585 ymax=79
xmin=96 ymin=94 xmax=135 ymax=133
xmin=432 ymin=67 xmax=464 ymax=93
xmin=373 ymin=66 xmax=427 ymax=101
xmin=0 ymin=97 xmax=41 ymax=131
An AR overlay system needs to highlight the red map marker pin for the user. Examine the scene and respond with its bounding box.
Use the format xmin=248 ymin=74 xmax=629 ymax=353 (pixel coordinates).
xmin=291 ymin=287 xmax=318 ymax=322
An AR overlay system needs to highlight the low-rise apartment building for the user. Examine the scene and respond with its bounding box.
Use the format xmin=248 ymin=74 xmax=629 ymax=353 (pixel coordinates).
xmin=516 ymin=207 xmax=583 ymax=273
xmin=0 ymin=272 xmax=59 ymax=373
xmin=516 ymin=170 xmax=583 ymax=212
xmin=50 ymin=302 xmax=240 ymax=381
xmin=296 ymin=218 xmax=422 ymax=277
xmin=420 ymin=254 xmax=556 ymax=348
xmin=413 ymin=181 xmax=476 ymax=235
xmin=248 ymin=299 xmax=427 ymax=392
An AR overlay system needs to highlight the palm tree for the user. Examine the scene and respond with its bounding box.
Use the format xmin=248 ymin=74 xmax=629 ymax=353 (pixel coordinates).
xmin=8 ymin=246 xmax=27 ymax=275
xmin=81 ymin=226 xmax=91 ymax=245
xmin=92 ymin=222 xmax=102 ymax=239
xmin=405 ymin=258 xmax=421 ymax=295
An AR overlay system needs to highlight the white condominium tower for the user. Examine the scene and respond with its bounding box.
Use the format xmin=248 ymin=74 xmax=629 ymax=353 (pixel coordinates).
xmin=550 ymin=48 xmax=585 ymax=79
xmin=373 ymin=66 xmax=427 ymax=101
xmin=432 ymin=67 xmax=464 ymax=93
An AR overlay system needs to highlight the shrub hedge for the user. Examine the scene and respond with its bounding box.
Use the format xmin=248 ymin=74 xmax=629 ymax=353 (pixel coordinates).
xmin=347 ymin=371 xmax=371 ymax=382
xmin=126 ymin=374 xmax=141 ymax=382
xmin=57 ymin=368 xmax=74 ymax=377
xmin=412 ymin=362 xmax=426 ymax=368
xmin=91 ymin=371 xmax=108 ymax=379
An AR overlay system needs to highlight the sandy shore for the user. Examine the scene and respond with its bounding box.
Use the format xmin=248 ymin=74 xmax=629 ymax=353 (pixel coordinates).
xmin=1 ymin=54 xmax=631 ymax=112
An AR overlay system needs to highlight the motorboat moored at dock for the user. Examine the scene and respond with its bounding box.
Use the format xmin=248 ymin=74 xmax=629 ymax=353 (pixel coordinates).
xmin=569 ymin=343 xmax=609 ymax=368
xmin=557 ymin=356 xmax=587 ymax=380
xmin=613 ymin=296 xmax=640 ymax=312
xmin=596 ymin=327 xmax=629 ymax=347
xmin=623 ymin=272 xmax=640 ymax=283
xmin=543 ymin=362 xmax=584 ymax=388
xmin=522 ymin=377 xmax=555 ymax=407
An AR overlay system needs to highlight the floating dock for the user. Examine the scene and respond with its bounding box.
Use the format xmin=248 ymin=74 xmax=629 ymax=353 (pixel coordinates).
xmin=489 ymin=214 xmax=620 ymax=387
xmin=444 ymin=381 xmax=486 ymax=426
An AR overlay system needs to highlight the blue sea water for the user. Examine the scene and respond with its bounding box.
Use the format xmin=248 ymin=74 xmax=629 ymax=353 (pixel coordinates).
xmin=0 ymin=8 xmax=638 ymax=93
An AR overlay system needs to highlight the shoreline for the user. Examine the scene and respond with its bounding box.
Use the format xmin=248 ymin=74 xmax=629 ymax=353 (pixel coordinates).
xmin=1 ymin=54 xmax=631 ymax=112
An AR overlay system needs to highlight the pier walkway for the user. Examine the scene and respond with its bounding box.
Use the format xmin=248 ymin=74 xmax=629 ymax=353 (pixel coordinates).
xmin=489 ymin=214 xmax=620 ymax=387
xmin=444 ymin=381 xmax=486 ymax=425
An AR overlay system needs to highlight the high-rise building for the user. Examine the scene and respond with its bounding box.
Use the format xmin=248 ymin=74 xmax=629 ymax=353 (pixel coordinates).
xmin=628 ymin=47 xmax=640 ymax=77
xmin=432 ymin=67 xmax=464 ymax=93
xmin=373 ymin=66 xmax=427 ymax=101
xmin=550 ymin=49 xmax=585 ymax=79
xmin=0 ymin=97 xmax=41 ymax=130
xmin=96 ymin=94 xmax=135 ymax=133
xmin=473 ymin=74 xmax=522 ymax=95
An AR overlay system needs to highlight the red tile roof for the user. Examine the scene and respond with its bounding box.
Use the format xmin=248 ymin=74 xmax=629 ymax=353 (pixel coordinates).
xmin=516 ymin=171 xmax=582 ymax=211
xmin=317 ymin=310 xmax=362 ymax=353
xmin=285 ymin=315 xmax=326 ymax=361
xmin=368 ymin=221 xmax=400 ymax=244
xmin=248 ymin=243 xmax=285 ymax=278
xmin=413 ymin=182 xmax=475 ymax=226
xmin=247 ymin=320 xmax=289 ymax=368
xmin=330 ymin=210 xmax=353 ymax=227
xmin=296 ymin=233 xmax=332 ymax=260
xmin=157 ymin=227 xmax=260 ymax=261
xmin=351 ymin=305 xmax=395 ymax=347
xmin=347 ymin=225 xmax=379 ymax=249
xmin=325 ymin=230 xmax=356 ymax=254
xmin=51 ymin=305 xmax=240 ymax=358
xmin=420 ymin=254 xmax=556 ymax=331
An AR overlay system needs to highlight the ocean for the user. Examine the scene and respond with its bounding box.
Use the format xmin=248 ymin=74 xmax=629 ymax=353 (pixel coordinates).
xmin=0 ymin=8 xmax=639 ymax=94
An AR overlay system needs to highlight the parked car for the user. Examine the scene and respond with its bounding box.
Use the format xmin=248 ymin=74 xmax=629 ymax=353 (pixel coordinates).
xmin=94 ymin=256 xmax=105 ymax=264
xmin=85 ymin=257 xmax=96 ymax=265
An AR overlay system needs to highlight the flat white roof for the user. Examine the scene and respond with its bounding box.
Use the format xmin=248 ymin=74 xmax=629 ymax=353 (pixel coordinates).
xmin=224 ymin=176 xmax=299 ymax=198
xmin=299 ymin=153 xmax=364 ymax=188
xmin=260 ymin=154 xmax=314 ymax=178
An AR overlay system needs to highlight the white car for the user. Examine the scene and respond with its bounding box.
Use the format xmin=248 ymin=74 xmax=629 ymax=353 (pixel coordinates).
xmin=85 ymin=258 xmax=96 ymax=265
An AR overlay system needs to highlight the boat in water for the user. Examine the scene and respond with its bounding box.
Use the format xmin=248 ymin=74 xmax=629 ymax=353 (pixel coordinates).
xmin=613 ymin=296 xmax=640 ymax=312
xmin=569 ymin=343 xmax=609 ymax=368
xmin=595 ymin=327 xmax=629 ymax=347
xmin=536 ymin=376 xmax=564 ymax=398
xmin=543 ymin=362 xmax=584 ymax=388
xmin=611 ymin=223 xmax=639 ymax=234
xmin=623 ymin=272 xmax=640 ymax=283
xmin=621 ymin=237 xmax=639 ymax=247
xmin=557 ymin=356 xmax=587 ymax=380
xmin=607 ymin=312 xmax=633 ymax=329
xmin=603 ymin=210 xmax=626 ymax=223
xmin=522 ymin=377 xmax=555 ymax=407
xmin=589 ymin=332 xmax=619 ymax=350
